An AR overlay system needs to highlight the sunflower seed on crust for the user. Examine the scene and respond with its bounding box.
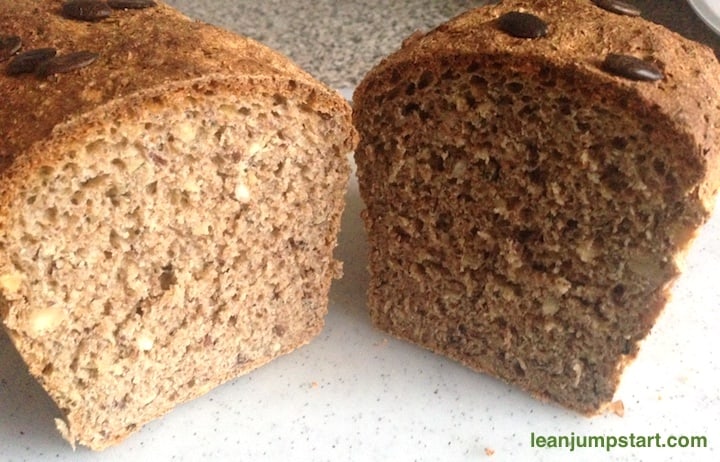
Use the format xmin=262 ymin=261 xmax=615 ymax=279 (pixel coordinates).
xmin=36 ymin=51 xmax=99 ymax=77
xmin=6 ymin=48 xmax=58 ymax=75
xmin=108 ymin=0 xmax=157 ymax=9
xmin=0 ymin=35 xmax=22 ymax=62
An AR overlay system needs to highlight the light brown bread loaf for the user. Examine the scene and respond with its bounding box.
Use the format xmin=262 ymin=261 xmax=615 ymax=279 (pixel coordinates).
xmin=353 ymin=0 xmax=720 ymax=414
xmin=0 ymin=0 xmax=356 ymax=450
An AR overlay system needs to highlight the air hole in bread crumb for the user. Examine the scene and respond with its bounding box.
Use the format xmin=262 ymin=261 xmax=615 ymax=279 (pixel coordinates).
xmin=45 ymin=207 xmax=58 ymax=221
xmin=42 ymin=362 xmax=53 ymax=375
xmin=62 ymin=162 xmax=80 ymax=173
xmin=506 ymin=81 xmax=524 ymax=93
xmin=469 ymin=74 xmax=487 ymax=89
xmin=145 ymin=181 xmax=157 ymax=195
xmin=273 ymin=94 xmax=287 ymax=106
xmin=402 ymin=102 xmax=420 ymax=116
xmin=273 ymin=324 xmax=287 ymax=337
xmin=611 ymin=284 xmax=626 ymax=303
xmin=611 ymin=136 xmax=629 ymax=150
xmin=417 ymin=70 xmax=434 ymax=90
xmin=111 ymin=158 xmax=126 ymax=170
xmin=428 ymin=153 xmax=444 ymax=172
xmin=70 ymin=191 xmax=82 ymax=205
xmin=652 ymin=159 xmax=666 ymax=175
xmin=601 ymin=165 xmax=627 ymax=192
xmin=513 ymin=359 xmax=527 ymax=377
xmin=435 ymin=212 xmax=453 ymax=232
xmin=214 ymin=126 xmax=226 ymax=142
xmin=38 ymin=166 xmax=54 ymax=176
xmin=159 ymin=263 xmax=177 ymax=291
xmin=109 ymin=229 xmax=121 ymax=248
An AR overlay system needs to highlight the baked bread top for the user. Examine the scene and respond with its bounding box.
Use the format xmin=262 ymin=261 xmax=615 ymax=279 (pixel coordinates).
xmin=354 ymin=0 xmax=720 ymax=211
xmin=1 ymin=0 xmax=353 ymax=176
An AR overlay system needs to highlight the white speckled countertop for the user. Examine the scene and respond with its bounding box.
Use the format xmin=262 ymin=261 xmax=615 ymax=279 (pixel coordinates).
xmin=2 ymin=1 xmax=720 ymax=461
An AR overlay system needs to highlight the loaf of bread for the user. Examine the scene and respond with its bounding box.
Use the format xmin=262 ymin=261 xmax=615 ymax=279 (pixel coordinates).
xmin=353 ymin=0 xmax=720 ymax=414
xmin=0 ymin=0 xmax=356 ymax=450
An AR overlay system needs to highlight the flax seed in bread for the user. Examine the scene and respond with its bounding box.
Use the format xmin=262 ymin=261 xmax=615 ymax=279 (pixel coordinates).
xmin=0 ymin=0 xmax=356 ymax=450
xmin=353 ymin=0 xmax=720 ymax=414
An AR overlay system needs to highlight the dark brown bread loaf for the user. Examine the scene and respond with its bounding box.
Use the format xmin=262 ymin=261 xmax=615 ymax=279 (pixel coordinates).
xmin=353 ymin=0 xmax=720 ymax=414
xmin=0 ymin=0 xmax=356 ymax=450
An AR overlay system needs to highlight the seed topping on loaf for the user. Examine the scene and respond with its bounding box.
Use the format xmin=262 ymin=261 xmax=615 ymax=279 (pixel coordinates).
xmin=497 ymin=12 xmax=548 ymax=39
xmin=36 ymin=50 xmax=100 ymax=77
xmin=493 ymin=3 xmax=663 ymax=84
xmin=6 ymin=48 xmax=58 ymax=75
xmin=108 ymin=0 xmax=158 ymax=9
xmin=62 ymin=1 xmax=113 ymax=22
xmin=601 ymin=53 xmax=664 ymax=82
xmin=592 ymin=0 xmax=641 ymax=17
xmin=0 ymin=35 xmax=22 ymax=61
xmin=62 ymin=0 xmax=157 ymax=22
xmin=3 ymin=1 xmax=158 ymax=78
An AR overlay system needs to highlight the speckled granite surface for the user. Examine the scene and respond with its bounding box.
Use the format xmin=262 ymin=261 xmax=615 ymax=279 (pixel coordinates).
xmin=165 ymin=0 xmax=720 ymax=88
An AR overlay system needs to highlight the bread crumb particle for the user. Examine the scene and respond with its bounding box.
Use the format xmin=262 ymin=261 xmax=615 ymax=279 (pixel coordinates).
xmin=136 ymin=334 xmax=154 ymax=351
xmin=0 ymin=272 xmax=23 ymax=293
xmin=609 ymin=399 xmax=625 ymax=417
xmin=484 ymin=447 xmax=495 ymax=456
xmin=28 ymin=307 xmax=66 ymax=335
xmin=234 ymin=182 xmax=251 ymax=202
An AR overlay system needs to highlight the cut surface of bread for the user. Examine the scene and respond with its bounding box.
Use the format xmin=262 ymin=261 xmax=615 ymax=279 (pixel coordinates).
xmin=0 ymin=1 xmax=355 ymax=450
xmin=353 ymin=0 xmax=720 ymax=414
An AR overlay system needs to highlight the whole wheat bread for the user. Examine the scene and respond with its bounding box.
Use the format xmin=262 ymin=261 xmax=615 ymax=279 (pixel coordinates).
xmin=353 ymin=0 xmax=720 ymax=414
xmin=0 ymin=0 xmax=356 ymax=450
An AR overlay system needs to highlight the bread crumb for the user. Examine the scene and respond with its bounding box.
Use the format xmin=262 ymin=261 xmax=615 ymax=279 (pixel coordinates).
xmin=136 ymin=334 xmax=154 ymax=351
xmin=310 ymin=381 xmax=319 ymax=389
xmin=484 ymin=447 xmax=495 ymax=456
xmin=609 ymin=399 xmax=625 ymax=417
xmin=234 ymin=182 xmax=251 ymax=202
xmin=373 ymin=338 xmax=389 ymax=347
xmin=28 ymin=306 xmax=66 ymax=335
xmin=0 ymin=272 xmax=23 ymax=293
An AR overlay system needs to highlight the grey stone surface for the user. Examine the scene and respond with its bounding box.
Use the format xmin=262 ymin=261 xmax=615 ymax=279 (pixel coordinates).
xmin=166 ymin=0 xmax=719 ymax=89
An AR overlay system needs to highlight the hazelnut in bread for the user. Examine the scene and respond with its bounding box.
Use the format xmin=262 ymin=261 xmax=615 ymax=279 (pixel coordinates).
xmin=353 ymin=0 xmax=720 ymax=414
xmin=0 ymin=0 xmax=356 ymax=450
